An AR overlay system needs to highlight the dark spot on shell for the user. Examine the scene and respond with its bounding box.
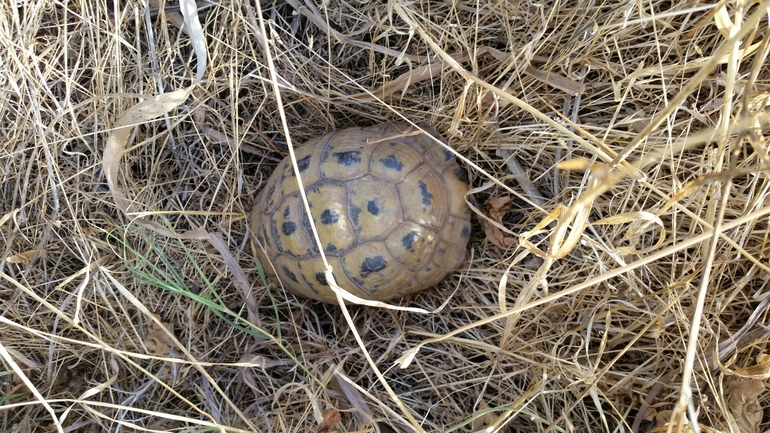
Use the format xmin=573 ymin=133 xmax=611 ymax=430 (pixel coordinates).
xmin=453 ymin=167 xmax=468 ymax=182
xmin=326 ymin=243 xmax=337 ymax=252
xmin=281 ymin=221 xmax=296 ymax=235
xmin=418 ymin=181 xmax=433 ymax=210
xmin=443 ymin=148 xmax=454 ymax=162
xmin=265 ymin=183 xmax=276 ymax=207
xmin=349 ymin=205 xmax=361 ymax=226
xmin=315 ymin=272 xmax=328 ymax=286
xmin=379 ymin=154 xmax=403 ymax=171
xmin=461 ymin=225 xmax=470 ymax=237
xmin=320 ymin=209 xmax=340 ymax=224
xmin=282 ymin=265 xmax=298 ymax=282
xmin=401 ymin=230 xmax=419 ymax=250
xmin=281 ymin=207 xmax=296 ymax=235
xmin=300 ymin=211 xmax=319 ymax=254
xmin=262 ymin=226 xmax=271 ymax=246
xmin=367 ymin=199 xmax=379 ymax=215
xmin=306 ymin=184 xmax=322 ymax=199
xmin=360 ymin=256 xmax=387 ymax=277
xmin=297 ymin=155 xmax=311 ymax=172
xmin=333 ymin=150 xmax=361 ymax=166
xmin=350 ymin=276 xmax=365 ymax=288
xmin=282 ymin=166 xmax=295 ymax=180
xmin=269 ymin=218 xmax=283 ymax=252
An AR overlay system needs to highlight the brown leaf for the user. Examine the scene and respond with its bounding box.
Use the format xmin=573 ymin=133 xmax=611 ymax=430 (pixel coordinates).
xmin=487 ymin=196 xmax=510 ymax=223
xmin=144 ymin=313 xmax=174 ymax=356
xmin=6 ymin=250 xmax=38 ymax=263
xmin=480 ymin=86 xmax=517 ymax=108
xmin=648 ymin=410 xmax=695 ymax=433
xmin=471 ymin=400 xmax=498 ymax=432
xmin=312 ymin=408 xmax=341 ymax=433
xmin=481 ymin=219 xmax=516 ymax=248
xmin=143 ymin=314 xmax=176 ymax=376
xmin=482 ymin=196 xmax=516 ymax=248
xmin=726 ymin=378 xmax=764 ymax=433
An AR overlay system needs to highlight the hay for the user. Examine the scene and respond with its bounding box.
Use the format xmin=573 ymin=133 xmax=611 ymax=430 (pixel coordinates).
xmin=2 ymin=0 xmax=770 ymax=432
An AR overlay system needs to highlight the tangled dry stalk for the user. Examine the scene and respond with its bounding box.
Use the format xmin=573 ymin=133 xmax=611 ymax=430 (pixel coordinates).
xmin=2 ymin=0 xmax=770 ymax=432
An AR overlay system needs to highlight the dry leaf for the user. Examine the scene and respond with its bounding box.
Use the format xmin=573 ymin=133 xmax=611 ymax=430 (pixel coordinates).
xmin=312 ymin=408 xmax=341 ymax=433
xmin=719 ymin=354 xmax=770 ymax=433
xmin=0 ymin=209 xmax=17 ymax=227
xmin=641 ymin=405 xmax=658 ymax=422
xmin=144 ymin=314 xmax=175 ymax=376
xmin=471 ymin=400 xmax=498 ymax=432
xmin=556 ymin=157 xmax=594 ymax=171
xmin=647 ymin=410 xmax=696 ymax=433
xmin=50 ymin=365 xmax=86 ymax=395
xmin=6 ymin=250 xmax=38 ymax=263
xmin=480 ymin=86 xmax=517 ymax=108
xmin=481 ymin=218 xmax=515 ymax=248
xmin=733 ymin=353 xmax=770 ymax=379
xmin=144 ymin=313 xmax=174 ymax=357
xmin=471 ymin=411 xmax=497 ymax=432
xmin=487 ymin=196 xmax=511 ymax=222
xmin=726 ymin=377 xmax=765 ymax=433
xmin=481 ymin=196 xmax=516 ymax=248
xmin=238 ymin=354 xmax=295 ymax=393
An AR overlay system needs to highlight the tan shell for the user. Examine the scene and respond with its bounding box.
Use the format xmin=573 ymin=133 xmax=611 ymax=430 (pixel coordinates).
xmin=251 ymin=122 xmax=470 ymax=303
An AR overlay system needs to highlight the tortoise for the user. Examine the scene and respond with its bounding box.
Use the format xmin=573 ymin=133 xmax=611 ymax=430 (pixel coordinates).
xmin=250 ymin=122 xmax=471 ymax=303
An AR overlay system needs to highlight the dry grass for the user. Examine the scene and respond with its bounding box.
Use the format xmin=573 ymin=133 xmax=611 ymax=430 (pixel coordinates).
xmin=2 ymin=0 xmax=770 ymax=432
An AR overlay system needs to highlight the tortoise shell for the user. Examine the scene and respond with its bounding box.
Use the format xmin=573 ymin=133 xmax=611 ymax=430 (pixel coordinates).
xmin=251 ymin=122 xmax=470 ymax=303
